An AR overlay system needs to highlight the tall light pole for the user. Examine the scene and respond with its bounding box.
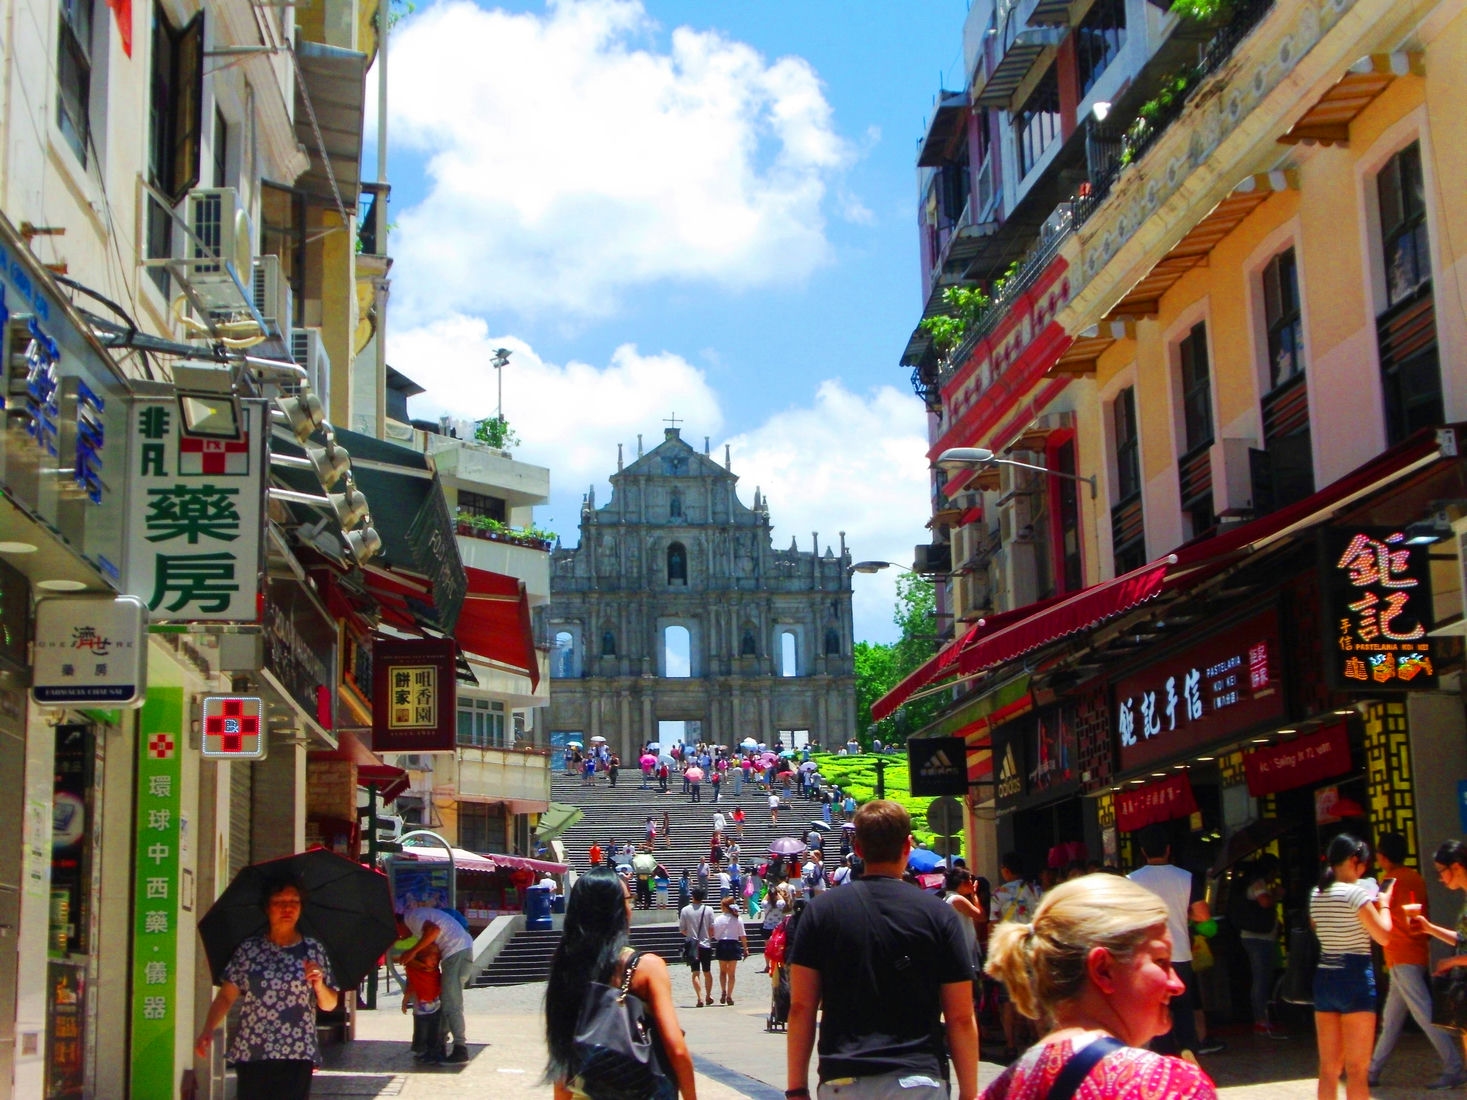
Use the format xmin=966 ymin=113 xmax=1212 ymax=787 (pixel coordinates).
xmin=492 ymin=347 xmax=511 ymax=421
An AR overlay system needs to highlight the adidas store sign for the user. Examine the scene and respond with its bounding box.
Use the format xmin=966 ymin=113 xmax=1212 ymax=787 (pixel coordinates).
xmin=908 ymin=736 xmax=967 ymax=796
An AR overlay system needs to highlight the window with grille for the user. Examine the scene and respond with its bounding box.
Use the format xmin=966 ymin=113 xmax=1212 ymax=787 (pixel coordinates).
xmin=458 ymin=490 xmax=506 ymax=523
xmin=1263 ymin=249 xmax=1304 ymax=390
xmin=1111 ymin=387 xmax=1145 ymax=571
xmin=1378 ymin=142 xmax=1430 ymax=309
xmin=1076 ymin=0 xmax=1126 ymax=98
xmin=1375 ymin=142 xmax=1442 ymax=445
xmin=1015 ymin=66 xmax=1061 ymax=180
xmin=57 ymin=0 xmax=96 ymax=163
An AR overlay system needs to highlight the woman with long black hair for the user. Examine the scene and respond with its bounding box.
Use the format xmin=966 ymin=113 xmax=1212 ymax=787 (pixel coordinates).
xmin=543 ymin=867 xmax=696 ymax=1100
xmin=1309 ymin=834 xmax=1393 ymax=1100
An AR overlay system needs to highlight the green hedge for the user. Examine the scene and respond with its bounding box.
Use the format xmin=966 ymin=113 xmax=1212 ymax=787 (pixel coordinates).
xmin=811 ymin=752 xmax=956 ymax=856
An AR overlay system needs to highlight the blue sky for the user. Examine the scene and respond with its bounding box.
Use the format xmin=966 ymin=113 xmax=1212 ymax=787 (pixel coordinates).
xmin=378 ymin=0 xmax=970 ymax=642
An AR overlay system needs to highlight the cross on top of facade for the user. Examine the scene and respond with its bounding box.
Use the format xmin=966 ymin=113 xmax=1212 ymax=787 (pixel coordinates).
xmin=664 ymin=412 xmax=683 ymax=431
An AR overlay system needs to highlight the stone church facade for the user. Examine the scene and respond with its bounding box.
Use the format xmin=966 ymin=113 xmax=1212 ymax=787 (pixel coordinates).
xmin=544 ymin=427 xmax=857 ymax=758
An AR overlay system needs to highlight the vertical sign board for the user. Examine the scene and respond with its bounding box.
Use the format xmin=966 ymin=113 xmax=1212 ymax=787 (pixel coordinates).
xmin=370 ymin=638 xmax=458 ymax=753
xmin=128 ymin=687 xmax=183 ymax=1100
xmin=1321 ymin=527 xmax=1437 ymax=690
xmin=124 ymin=399 xmax=265 ymax=622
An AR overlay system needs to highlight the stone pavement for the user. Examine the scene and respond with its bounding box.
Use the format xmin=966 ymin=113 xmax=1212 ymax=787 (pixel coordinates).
xmin=316 ymin=959 xmax=1462 ymax=1098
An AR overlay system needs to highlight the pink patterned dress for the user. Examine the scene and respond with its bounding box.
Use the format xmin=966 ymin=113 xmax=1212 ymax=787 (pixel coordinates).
xmin=982 ymin=1033 xmax=1216 ymax=1100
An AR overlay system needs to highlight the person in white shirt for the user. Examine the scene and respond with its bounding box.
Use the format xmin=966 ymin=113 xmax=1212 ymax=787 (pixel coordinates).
xmin=398 ymin=905 xmax=475 ymax=1063
xmin=678 ymin=887 xmax=715 ymax=1007
xmin=1128 ymin=825 xmax=1220 ymax=1058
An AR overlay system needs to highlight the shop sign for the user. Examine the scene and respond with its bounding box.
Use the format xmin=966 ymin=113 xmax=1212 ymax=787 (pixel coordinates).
xmin=933 ymin=674 xmax=1032 ymax=786
xmin=0 ymin=233 xmax=132 ymax=586
xmin=908 ymin=736 xmax=967 ymax=796
xmin=45 ymin=961 xmax=85 ymax=1099
xmin=388 ymin=858 xmax=452 ymax=910
xmin=128 ymin=686 xmax=184 ymax=1099
xmin=371 ymin=638 xmax=457 ymax=753
xmin=123 ymin=398 xmax=265 ymax=622
xmin=31 ymin=595 xmax=147 ymax=706
xmin=1243 ymin=721 xmax=1350 ymax=797
xmin=993 ymin=722 xmax=1027 ymax=814
xmin=263 ymin=578 xmax=337 ymax=730
xmin=1321 ymin=527 xmax=1436 ymax=690
xmin=200 ymin=696 xmax=267 ymax=760
xmin=51 ymin=725 xmax=95 ymax=958
xmin=1116 ymin=608 xmax=1285 ymax=772
xmin=1115 ymin=772 xmax=1199 ymax=832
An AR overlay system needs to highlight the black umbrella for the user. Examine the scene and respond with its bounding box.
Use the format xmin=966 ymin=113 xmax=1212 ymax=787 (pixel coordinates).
xmin=198 ymin=848 xmax=397 ymax=989
xmin=1210 ymin=818 xmax=1293 ymax=877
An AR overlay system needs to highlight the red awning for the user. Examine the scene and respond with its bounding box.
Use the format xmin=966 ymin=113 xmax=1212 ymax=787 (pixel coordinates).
xmin=455 ymin=567 xmax=540 ymax=689
xmin=958 ymin=559 xmax=1170 ymax=675
xmin=310 ymin=730 xmax=410 ymax=802
xmin=485 ymin=852 xmax=570 ymax=874
xmin=395 ymin=846 xmax=499 ymax=873
xmin=958 ymin=506 xmax=983 ymax=526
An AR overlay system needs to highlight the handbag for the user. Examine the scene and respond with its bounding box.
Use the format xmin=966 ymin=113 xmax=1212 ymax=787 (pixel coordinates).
xmin=572 ymin=952 xmax=676 ymax=1100
xmin=1280 ymin=915 xmax=1319 ymax=1006
xmin=1432 ymin=969 xmax=1467 ymax=1032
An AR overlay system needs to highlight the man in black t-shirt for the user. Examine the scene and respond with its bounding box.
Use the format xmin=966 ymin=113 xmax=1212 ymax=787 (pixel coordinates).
xmin=785 ymin=800 xmax=977 ymax=1100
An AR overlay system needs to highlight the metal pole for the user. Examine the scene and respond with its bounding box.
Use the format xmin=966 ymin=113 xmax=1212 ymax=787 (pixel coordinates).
xmin=364 ymin=783 xmax=379 ymax=1010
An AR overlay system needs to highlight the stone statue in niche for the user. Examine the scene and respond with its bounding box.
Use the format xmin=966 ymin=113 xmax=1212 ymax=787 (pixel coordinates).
xmin=598 ymin=535 xmax=616 ymax=573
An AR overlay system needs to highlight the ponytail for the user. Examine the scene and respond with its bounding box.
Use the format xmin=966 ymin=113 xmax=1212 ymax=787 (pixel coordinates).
xmin=1318 ymin=833 xmax=1367 ymax=895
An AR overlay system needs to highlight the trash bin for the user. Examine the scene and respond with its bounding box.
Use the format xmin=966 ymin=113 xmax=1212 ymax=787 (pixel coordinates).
xmin=525 ymin=884 xmax=552 ymax=930
xmin=550 ymin=893 xmax=566 ymax=914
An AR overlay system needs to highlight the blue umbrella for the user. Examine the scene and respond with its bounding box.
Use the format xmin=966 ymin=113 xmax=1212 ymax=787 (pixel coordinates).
xmin=907 ymin=848 xmax=946 ymax=874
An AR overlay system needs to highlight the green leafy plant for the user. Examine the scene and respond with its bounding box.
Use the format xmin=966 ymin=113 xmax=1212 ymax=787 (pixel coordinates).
xmin=454 ymin=510 xmax=556 ymax=546
xmin=1169 ymin=0 xmax=1235 ymax=19
xmin=474 ymin=415 xmax=521 ymax=450
xmin=918 ymin=285 xmax=991 ymax=355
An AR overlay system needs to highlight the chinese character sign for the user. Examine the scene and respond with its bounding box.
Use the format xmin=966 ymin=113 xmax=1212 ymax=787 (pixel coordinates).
xmin=31 ymin=595 xmax=147 ymax=706
xmin=1115 ymin=608 xmax=1286 ymax=772
xmin=1321 ymin=527 xmax=1436 ymax=691
xmin=1114 ymin=772 xmax=1199 ymax=832
xmin=129 ymin=686 xmax=184 ymax=1100
xmin=370 ymin=638 xmax=457 ymax=752
xmin=123 ymin=399 xmax=264 ymax=622
xmin=1243 ymin=721 xmax=1351 ymax=797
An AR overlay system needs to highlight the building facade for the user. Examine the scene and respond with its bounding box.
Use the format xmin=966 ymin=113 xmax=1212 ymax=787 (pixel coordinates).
xmin=547 ymin=427 xmax=857 ymax=757
xmin=884 ymin=0 xmax=1467 ymax=970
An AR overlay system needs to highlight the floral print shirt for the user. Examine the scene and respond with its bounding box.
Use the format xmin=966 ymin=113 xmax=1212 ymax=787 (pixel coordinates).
xmin=223 ymin=935 xmax=334 ymax=1064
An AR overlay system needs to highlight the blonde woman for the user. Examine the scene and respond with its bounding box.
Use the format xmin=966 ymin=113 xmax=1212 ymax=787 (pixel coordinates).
xmin=982 ymin=874 xmax=1217 ymax=1099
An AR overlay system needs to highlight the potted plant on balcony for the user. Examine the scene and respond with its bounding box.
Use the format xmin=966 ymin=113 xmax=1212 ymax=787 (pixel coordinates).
xmin=918 ymin=284 xmax=991 ymax=361
xmin=455 ymin=510 xmax=556 ymax=550
xmin=473 ymin=414 xmax=521 ymax=452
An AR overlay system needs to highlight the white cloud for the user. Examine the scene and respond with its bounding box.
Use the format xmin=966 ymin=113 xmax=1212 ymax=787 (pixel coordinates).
xmin=386 ymin=0 xmax=852 ymax=321
xmin=721 ymin=381 xmax=932 ymax=645
xmin=391 ymin=318 xmax=932 ymax=644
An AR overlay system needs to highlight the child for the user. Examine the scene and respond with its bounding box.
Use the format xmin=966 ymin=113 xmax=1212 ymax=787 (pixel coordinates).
xmin=401 ymin=939 xmax=443 ymax=1062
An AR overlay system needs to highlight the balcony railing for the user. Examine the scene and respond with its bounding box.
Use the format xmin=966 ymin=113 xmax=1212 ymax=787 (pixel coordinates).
xmin=1076 ymin=0 xmax=1276 ymax=233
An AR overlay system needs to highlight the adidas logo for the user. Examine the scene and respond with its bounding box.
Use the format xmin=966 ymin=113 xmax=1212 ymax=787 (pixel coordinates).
xmin=919 ymin=749 xmax=956 ymax=774
xmin=997 ymin=744 xmax=1022 ymax=799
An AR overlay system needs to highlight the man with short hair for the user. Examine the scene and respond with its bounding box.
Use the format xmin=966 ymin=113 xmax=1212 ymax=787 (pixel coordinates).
xmin=1129 ymin=825 xmax=1221 ymax=1058
xmin=1368 ymin=832 xmax=1466 ymax=1089
xmin=786 ymin=800 xmax=977 ymax=1100
xmin=678 ymin=885 xmax=715 ymax=1007
xmin=398 ymin=904 xmax=476 ymax=1063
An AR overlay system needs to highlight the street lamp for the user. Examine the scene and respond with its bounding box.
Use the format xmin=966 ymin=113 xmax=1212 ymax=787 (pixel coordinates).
xmin=492 ymin=347 xmax=511 ymax=421
xmin=935 ymin=446 xmax=1097 ymax=499
xmin=849 ymin=560 xmax=903 ymax=574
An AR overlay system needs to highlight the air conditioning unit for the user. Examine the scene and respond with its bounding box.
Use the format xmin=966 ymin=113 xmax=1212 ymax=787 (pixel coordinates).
xmin=252 ymin=255 xmax=292 ymax=341
xmin=291 ymin=327 xmax=331 ymax=413
xmin=178 ymin=188 xmax=255 ymax=313
xmin=399 ymin=754 xmax=434 ymax=771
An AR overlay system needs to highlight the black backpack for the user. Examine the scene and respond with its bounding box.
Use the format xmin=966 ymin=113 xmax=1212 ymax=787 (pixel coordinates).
xmin=572 ymin=953 xmax=676 ymax=1100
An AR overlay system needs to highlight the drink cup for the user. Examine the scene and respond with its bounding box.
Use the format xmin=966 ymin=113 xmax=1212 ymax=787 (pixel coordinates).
xmin=1402 ymin=901 xmax=1423 ymax=929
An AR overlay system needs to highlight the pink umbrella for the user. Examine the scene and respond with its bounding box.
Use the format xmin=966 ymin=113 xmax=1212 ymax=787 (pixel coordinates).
xmin=639 ymin=753 xmax=657 ymax=767
xmin=685 ymin=766 xmax=705 ymax=782
xmin=758 ymin=752 xmax=777 ymax=766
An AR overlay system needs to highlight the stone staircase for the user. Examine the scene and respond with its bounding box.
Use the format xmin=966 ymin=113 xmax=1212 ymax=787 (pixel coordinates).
xmin=471 ymin=769 xmax=834 ymax=986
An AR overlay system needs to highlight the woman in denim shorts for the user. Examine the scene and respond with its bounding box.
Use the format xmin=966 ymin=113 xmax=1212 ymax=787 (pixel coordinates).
xmin=1309 ymin=834 xmax=1394 ymax=1099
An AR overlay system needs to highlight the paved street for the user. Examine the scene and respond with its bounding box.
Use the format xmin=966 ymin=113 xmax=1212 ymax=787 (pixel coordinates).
xmin=317 ymin=958 xmax=1459 ymax=1098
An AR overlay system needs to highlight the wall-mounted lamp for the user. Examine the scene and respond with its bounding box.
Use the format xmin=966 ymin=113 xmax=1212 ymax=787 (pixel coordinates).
xmin=173 ymin=361 xmax=242 ymax=440
xmin=936 ymin=446 xmax=1097 ymax=499
xmin=275 ymin=390 xmax=325 ymax=443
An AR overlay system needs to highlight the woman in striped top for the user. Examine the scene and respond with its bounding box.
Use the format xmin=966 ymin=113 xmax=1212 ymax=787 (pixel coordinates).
xmin=1309 ymin=834 xmax=1394 ymax=1100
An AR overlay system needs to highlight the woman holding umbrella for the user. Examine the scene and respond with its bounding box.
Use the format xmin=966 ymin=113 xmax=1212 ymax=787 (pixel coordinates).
xmin=195 ymin=877 xmax=338 ymax=1098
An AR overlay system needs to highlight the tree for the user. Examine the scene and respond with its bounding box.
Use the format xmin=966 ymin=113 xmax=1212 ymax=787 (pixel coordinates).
xmin=853 ymin=575 xmax=942 ymax=747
